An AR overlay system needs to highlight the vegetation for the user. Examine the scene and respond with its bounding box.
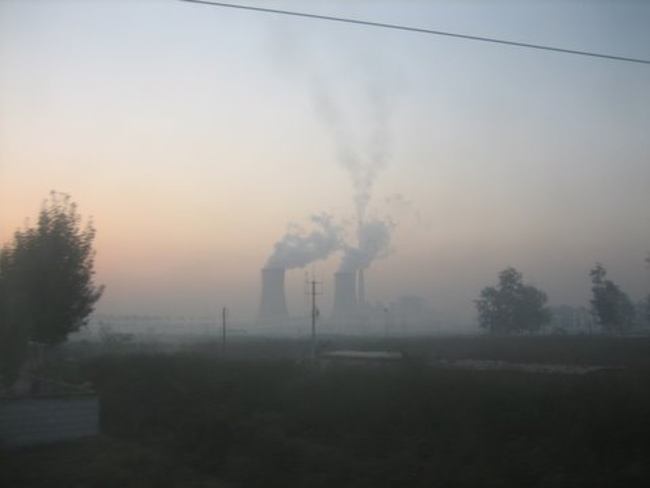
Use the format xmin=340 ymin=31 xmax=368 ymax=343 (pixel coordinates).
xmin=93 ymin=348 xmax=650 ymax=487
xmin=3 ymin=336 xmax=650 ymax=487
xmin=475 ymin=267 xmax=551 ymax=334
xmin=0 ymin=436 xmax=223 ymax=488
xmin=590 ymin=263 xmax=635 ymax=333
xmin=0 ymin=192 xmax=103 ymax=385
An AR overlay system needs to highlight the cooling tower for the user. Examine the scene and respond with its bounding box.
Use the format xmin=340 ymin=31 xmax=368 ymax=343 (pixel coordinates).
xmin=332 ymin=271 xmax=359 ymax=320
xmin=258 ymin=268 xmax=289 ymax=325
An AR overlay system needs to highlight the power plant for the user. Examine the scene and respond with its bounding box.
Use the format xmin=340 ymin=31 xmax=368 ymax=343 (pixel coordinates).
xmin=258 ymin=215 xmax=392 ymax=329
xmin=256 ymin=265 xmax=431 ymax=335
xmin=257 ymin=267 xmax=367 ymax=328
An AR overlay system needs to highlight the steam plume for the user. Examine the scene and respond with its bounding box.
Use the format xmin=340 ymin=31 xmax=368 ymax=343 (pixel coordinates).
xmin=266 ymin=31 xmax=398 ymax=274
xmin=266 ymin=213 xmax=343 ymax=269
xmin=312 ymin=78 xmax=391 ymax=223
xmin=339 ymin=218 xmax=393 ymax=272
xmin=268 ymin=24 xmax=393 ymax=218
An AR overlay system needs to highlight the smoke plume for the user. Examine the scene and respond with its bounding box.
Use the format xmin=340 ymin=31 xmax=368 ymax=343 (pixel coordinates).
xmin=266 ymin=213 xmax=343 ymax=270
xmin=311 ymin=74 xmax=395 ymax=274
xmin=339 ymin=218 xmax=393 ymax=272
xmin=268 ymin=24 xmax=393 ymax=222
xmin=312 ymin=77 xmax=391 ymax=223
xmin=266 ymin=29 xmax=399 ymax=274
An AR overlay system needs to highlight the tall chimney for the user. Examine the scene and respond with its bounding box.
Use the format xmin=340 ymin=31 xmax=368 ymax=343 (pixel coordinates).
xmin=258 ymin=268 xmax=289 ymax=325
xmin=332 ymin=271 xmax=358 ymax=320
xmin=358 ymin=268 xmax=366 ymax=307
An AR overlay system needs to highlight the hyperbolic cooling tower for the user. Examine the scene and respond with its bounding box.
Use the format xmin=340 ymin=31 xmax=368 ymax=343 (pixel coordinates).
xmin=332 ymin=271 xmax=359 ymax=320
xmin=258 ymin=268 xmax=289 ymax=325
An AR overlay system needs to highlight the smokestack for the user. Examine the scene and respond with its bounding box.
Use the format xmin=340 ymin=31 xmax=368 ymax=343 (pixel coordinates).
xmin=358 ymin=268 xmax=366 ymax=307
xmin=258 ymin=268 xmax=289 ymax=325
xmin=332 ymin=272 xmax=358 ymax=320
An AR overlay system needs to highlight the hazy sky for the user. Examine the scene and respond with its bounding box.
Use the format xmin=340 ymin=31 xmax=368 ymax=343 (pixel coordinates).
xmin=1 ymin=0 xmax=649 ymax=325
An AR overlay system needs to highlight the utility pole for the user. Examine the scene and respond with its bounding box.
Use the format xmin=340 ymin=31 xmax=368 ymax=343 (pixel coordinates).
xmin=306 ymin=277 xmax=322 ymax=362
xmin=222 ymin=307 xmax=227 ymax=353
xmin=383 ymin=307 xmax=389 ymax=338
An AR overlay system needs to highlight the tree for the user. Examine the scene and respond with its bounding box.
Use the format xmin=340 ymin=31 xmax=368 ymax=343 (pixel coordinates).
xmin=475 ymin=267 xmax=551 ymax=334
xmin=589 ymin=263 xmax=634 ymax=333
xmin=0 ymin=192 xmax=103 ymax=354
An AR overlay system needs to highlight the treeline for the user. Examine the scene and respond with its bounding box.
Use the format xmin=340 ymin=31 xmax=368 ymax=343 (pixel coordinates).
xmin=476 ymin=264 xmax=650 ymax=335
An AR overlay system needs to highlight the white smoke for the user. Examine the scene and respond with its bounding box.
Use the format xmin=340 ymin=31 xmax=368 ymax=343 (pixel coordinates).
xmin=312 ymin=76 xmax=391 ymax=223
xmin=267 ymin=23 xmax=394 ymax=221
xmin=310 ymin=70 xmax=395 ymax=275
xmin=339 ymin=218 xmax=393 ymax=272
xmin=266 ymin=213 xmax=344 ymax=270
xmin=265 ymin=27 xmax=399 ymax=273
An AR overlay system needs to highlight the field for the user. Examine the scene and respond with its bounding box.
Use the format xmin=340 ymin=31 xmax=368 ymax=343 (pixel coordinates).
xmin=2 ymin=334 xmax=650 ymax=487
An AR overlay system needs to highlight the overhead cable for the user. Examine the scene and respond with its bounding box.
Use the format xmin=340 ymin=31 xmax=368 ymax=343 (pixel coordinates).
xmin=179 ymin=0 xmax=650 ymax=65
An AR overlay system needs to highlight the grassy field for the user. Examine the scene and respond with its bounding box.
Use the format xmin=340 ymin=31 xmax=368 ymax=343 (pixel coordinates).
xmin=2 ymin=335 xmax=650 ymax=487
xmin=0 ymin=435 xmax=226 ymax=487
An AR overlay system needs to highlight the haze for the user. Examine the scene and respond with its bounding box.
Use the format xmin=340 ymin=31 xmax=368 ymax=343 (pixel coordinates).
xmin=1 ymin=0 xmax=649 ymax=327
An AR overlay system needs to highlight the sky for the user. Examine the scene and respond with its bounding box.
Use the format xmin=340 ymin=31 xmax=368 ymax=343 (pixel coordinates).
xmin=1 ymin=0 xmax=649 ymax=327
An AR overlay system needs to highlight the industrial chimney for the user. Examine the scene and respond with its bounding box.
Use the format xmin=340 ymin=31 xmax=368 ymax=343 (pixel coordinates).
xmin=258 ymin=268 xmax=289 ymax=326
xmin=332 ymin=271 xmax=359 ymax=321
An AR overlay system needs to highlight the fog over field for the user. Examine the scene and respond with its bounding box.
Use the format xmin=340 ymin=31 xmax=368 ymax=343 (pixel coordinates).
xmin=1 ymin=0 xmax=649 ymax=328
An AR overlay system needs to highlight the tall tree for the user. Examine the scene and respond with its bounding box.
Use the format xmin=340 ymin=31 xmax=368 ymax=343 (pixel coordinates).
xmin=1 ymin=192 xmax=104 ymax=347
xmin=589 ymin=263 xmax=635 ymax=333
xmin=475 ymin=267 xmax=551 ymax=334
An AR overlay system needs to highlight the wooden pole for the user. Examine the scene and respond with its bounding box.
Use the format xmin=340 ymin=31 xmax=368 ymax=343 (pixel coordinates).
xmin=222 ymin=307 xmax=226 ymax=352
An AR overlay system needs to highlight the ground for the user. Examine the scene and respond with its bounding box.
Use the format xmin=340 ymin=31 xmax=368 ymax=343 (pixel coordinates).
xmin=2 ymin=334 xmax=650 ymax=487
xmin=0 ymin=435 xmax=225 ymax=488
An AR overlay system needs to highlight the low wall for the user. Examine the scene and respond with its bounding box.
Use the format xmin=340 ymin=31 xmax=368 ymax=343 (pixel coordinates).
xmin=0 ymin=395 xmax=99 ymax=448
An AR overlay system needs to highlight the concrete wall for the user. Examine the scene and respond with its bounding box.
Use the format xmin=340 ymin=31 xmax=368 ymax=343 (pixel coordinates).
xmin=0 ymin=395 xmax=99 ymax=448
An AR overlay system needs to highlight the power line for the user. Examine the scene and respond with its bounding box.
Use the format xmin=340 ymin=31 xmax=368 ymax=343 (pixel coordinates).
xmin=179 ymin=0 xmax=650 ymax=66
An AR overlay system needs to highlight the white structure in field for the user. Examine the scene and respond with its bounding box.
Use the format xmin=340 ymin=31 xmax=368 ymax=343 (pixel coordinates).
xmin=0 ymin=394 xmax=99 ymax=448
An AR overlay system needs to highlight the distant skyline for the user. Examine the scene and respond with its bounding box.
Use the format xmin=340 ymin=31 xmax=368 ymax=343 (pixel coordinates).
xmin=1 ymin=0 xmax=649 ymax=326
